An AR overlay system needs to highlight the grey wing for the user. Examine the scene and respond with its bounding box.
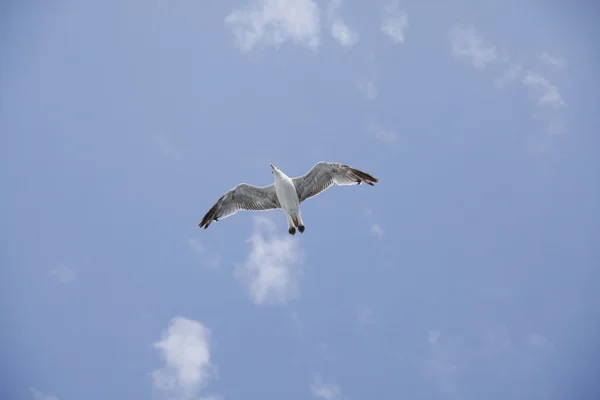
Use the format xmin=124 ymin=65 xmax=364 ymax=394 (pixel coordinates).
xmin=292 ymin=161 xmax=379 ymax=204
xmin=199 ymin=183 xmax=281 ymax=229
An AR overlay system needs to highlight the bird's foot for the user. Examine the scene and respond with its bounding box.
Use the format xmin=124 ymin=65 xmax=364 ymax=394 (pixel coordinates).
xmin=298 ymin=225 xmax=305 ymax=233
xmin=288 ymin=227 xmax=296 ymax=235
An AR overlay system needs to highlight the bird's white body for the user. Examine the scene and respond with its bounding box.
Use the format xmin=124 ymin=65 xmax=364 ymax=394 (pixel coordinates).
xmin=272 ymin=167 xmax=304 ymax=233
xmin=198 ymin=161 xmax=378 ymax=235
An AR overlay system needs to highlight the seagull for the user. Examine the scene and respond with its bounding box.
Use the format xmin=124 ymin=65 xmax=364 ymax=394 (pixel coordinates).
xmin=199 ymin=162 xmax=379 ymax=235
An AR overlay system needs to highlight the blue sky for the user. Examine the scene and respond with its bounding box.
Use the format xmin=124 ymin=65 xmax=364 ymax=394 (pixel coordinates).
xmin=1 ymin=1 xmax=599 ymax=399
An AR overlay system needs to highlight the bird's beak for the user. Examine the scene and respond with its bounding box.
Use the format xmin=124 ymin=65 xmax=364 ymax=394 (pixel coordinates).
xmin=270 ymin=163 xmax=274 ymax=170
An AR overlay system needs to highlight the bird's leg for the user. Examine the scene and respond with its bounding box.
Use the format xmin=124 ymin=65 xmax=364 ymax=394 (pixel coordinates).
xmin=288 ymin=213 xmax=304 ymax=235
xmin=296 ymin=214 xmax=305 ymax=233
xmin=286 ymin=213 xmax=296 ymax=235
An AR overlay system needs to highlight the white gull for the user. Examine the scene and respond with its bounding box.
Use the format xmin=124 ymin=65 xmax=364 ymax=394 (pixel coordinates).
xmin=199 ymin=161 xmax=379 ymax=235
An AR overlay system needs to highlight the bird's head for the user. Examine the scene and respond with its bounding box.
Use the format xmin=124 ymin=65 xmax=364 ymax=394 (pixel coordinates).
xmin=270 ymin=163 xmax=277 ymax=174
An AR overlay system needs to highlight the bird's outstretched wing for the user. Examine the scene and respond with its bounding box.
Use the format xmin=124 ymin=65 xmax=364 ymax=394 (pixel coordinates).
xmin=292 ymin=162 xmax=378 ymax=203
xmin=199 ymin=183 xmax=281 ymax=229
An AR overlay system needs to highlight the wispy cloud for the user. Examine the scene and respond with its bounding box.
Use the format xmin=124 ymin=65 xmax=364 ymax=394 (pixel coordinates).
xmin=188 ymin=237 xmax=221 ymax=268
xmin=29 ymin=388 xmax=59 ymax=400
xmin=370 ymin=223 xmax=384 ymax=239
xmin=449 ymin=25 xmax=498 ymax=69
xmin=47 ymin=263 xmax=77 ymax=283
xmin=187 ymin=237 xmax=204 ymax=256
xmin=152 ymin=317 xmax=218 ymax=400
xmin=423 ymin=358 xmax=459 ymax=397
xmin=522 ymin=70 xmax=568 ymax=151
xmin=310 ymin=376 xmax=341 ymax=400
xmin=423 ymin=325 xmax=551 ymax=398
xmin=493 ymin=63 xmax=523 ymax=88
xmin=448 ymin=24 xmax=568 ymax=159
xmin=330 ymin=20 xmax=358 ymax=47
xmin=525 ymin=333 xmax=552 ymax=351
xmin=523 ymin=71 xmax=566 ymax=108
xmin=356 ymin=80 xmax=377 ymax=100
xmin=367 ymin=120 xmax=399 ymax=146
xmin=289 ymin=311 xmax=303 ymax=331
xmin=422 ymin=330 xmax=461 ymax=397
xmin=428 ymin=330 xmax=441 ymax=344
xmin=235 ymin=216 xmax=305 ymax=305
xmin=225 ymin=0 xmax=321 ymax=53
xmin=327 ymin=0 xmax=358 ymax=48
xmin=540 ymin=52 xmax=566 ymax=69
xmin=356 ymin=53 xmax=379 ymax=100
xmin=381 ymin=1 xmax=408 ymax=43
xmin=153 ymin=133 xmax=184 ymax=161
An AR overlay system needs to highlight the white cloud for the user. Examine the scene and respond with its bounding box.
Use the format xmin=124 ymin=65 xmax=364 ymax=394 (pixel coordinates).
xmin=540 ymin=52 xmax=565 ymax=69
xmin=523 ymin=72 xmax=566 ymax=108
xmin=152 ymin=317 xmax=217 ymax=400
xmin=310 ymin=376 xmax=341 ymax=400
xmin=428 ymin=330 xmax=441 ymax=344
xmin=370 ymin=223 xmax=384 ymax=239
xmin=381 ymin=1 xmax=408 ymax=43
xmin=234 ymin=216 xmax=305 ymax=305
xmin=225 ymin=0 xmax=321 ymax=53
xmin=29 ymin=388 xmax=59 ymax=400
xmin=330 ymin=20 xmax=358 ymax=47
xmin=449 ymin=25 xmax=498 ymax=69
xmin=367 ymin=120 xmax=399 ymax=145
xmin=47 ymin=263 xmax=76 ymax=283
xmin=327 ymin=0 xmax=358 ymax=47
xmin=525 ymin=333 xmax=552 ymax=351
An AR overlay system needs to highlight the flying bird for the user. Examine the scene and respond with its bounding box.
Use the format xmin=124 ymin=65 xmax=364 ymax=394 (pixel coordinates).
xmin=199 ymin=162 xmax=378 ymax=235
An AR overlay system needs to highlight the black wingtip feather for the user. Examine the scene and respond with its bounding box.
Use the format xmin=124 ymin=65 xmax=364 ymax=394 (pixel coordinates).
xmin=199 ymin=201 xmax=220 ymax=229
xmin=350 ymin=167 xmax=378 ymax=186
